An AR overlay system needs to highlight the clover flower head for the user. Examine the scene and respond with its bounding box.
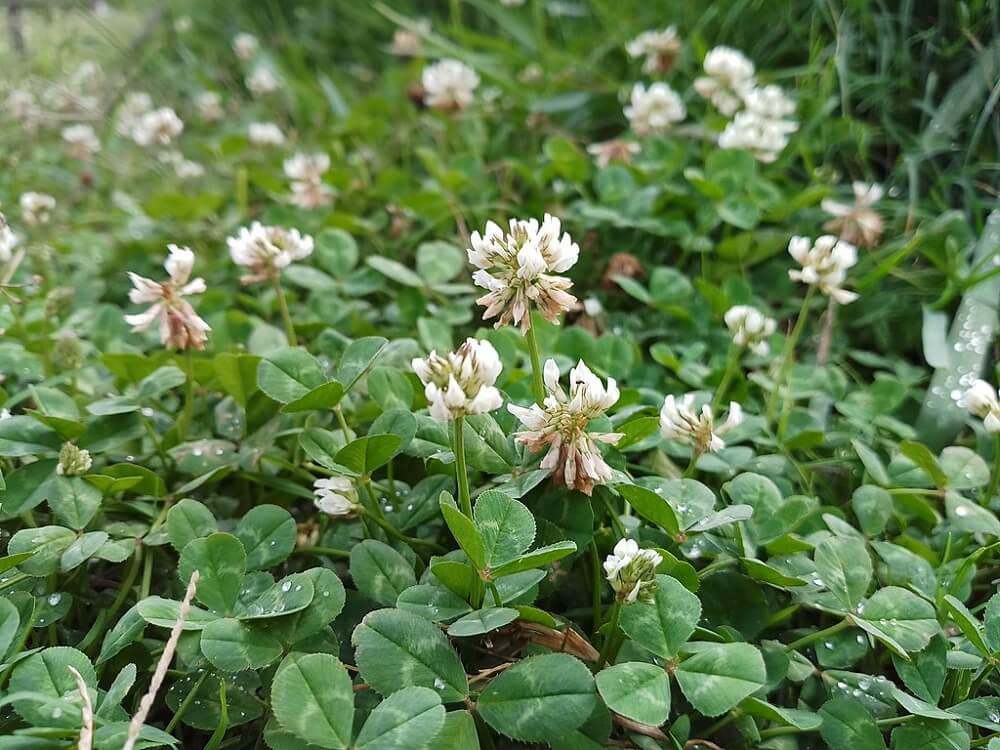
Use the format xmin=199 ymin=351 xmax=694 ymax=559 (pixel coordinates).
xmin=724 ymin=305 xmax=776 ymax=355
xmin=468 ymin=213 xmax=579 ymax=331
xmin=787 ymin=234 xmax=858 ymax=304
xmin=626 ymin=26 xmax=682 ymax=74
xmin=227 ymin=222 xmax=314 ymax=284
xmin=57 ymin=442 xmax=93 ymax=476
xmin=422 ymin=58 xmax=480 ymax=111
xmin=586 ymin=139 xmax=640 ymax=167
xmin=233 ymin=32 xmax=259 ymax=61
xmin=247 ymin=64 xmax=280 ymax=97
xmin=115 ymin=91 xmax=153 ymax=136
xmin=411 ymin=338 xmax=504 ymax=422
xmin=195 ymin=91 xmax=224 ymax=122
xmin=822 ymin=182 xmax=884 ymax=248
xmin=62 ymin=124 xmax=101 ymax=160
xmin=604 ymin=538 xmax=662 ymax=603
xmin=660 ymin=394 xmax=743 ymax=454
xmin=624 ymin=82 xmax=686 ymax=136
xmin=124 ymin=244 xmax=210 ymax=351
xmin=20 ymin=192 xmax=56 ymax=227
xmin=132 ymin=107 xmax=184 ymax=147
xmin=314 ymin=477 xmax=360 ymax=517
xmin=508 ymin=359 xmax=623 ymax=496
xmin=7 ymin=89 xmax=36 ymax=122
xmin=961 ymin=380 xmax=1000 ymax=433
xmin=0 ymin=217 xmax=17 ymax=263
xmin=248 ymin=122 xmax=285 ymax=146
xmin=284 ymin=152 xmax=333 ymax=209
xmin=694 ymin=45 xmax=756 ymax=115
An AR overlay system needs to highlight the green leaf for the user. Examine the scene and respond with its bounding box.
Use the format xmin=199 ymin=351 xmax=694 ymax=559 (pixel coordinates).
xmin=474 ymin=490 xmax=535 ymax=568
xmin=815 ymin=536 xmax=872 ymax=611
xmin=353 ymin=608 xmax=469 ymax=702
xmin=740 ymin=697 xmax=821 ymax=730
xmin=235 ymin=505 xmax=296 ymax=570
xmin=439 ymin=492 xmax=487 ymax=570
xmin=948 ymin=697 xmax=1000 ymax=731
xmin=422 ymin=710 xmax=480 ymax=750
xmin=890 ymin=718 xmax=970 ymax=750
xmin=819 ymin=697 xmax=888 ymax=750
xmin=350 ymin=539 xmax=417 ymax=606
xmin=491 ymin=541 xmax=577 ymax=577
xmin=200 ymin=618 xmax=283 ymax=672
xmin=281 ymin=380 xmax=345 ymax=413
xmin=136 ymin=596 xmax=219 ymax=630
xmin=857 ymin=587 xmax=940 ymax=657
xmin=337 ymin=336 xmax=388 ymax=392
xmin=478 ymin=653 xmax=596 ymax=743
xmin=167 ymin=498 xmax=218 ymax=552
xmin=267 ymin=567 xmax=346 ymax=645
xmin=96 ymin=604 xmax=145 ymax=665
xmin=893 ymin=636 xmax=947 ymax=704
xmin=620 ymin=574 xmax=701 ymax=659
xmin=9 ymin=647 xmax=96 ymax=728
xmin=447 ymin=607 xmax=519 ymax=637
xmin=355 ymin=687 xmax=445 ymax=750
xmin=178 ymin=532 xmax=247 ymax=615
xmin=257 ymin=348 xmax=326 ymax=403
xmin=8 ymin=526 xmax=75 ymax=576
xmin=616 ymin=483 xmax=681 ymax=536
xmin=239 ymin=572 xmax=315 ymax=620
xmin=214 ymin=353 xmax=261 ymax=407
xmin=335 ymin=434 xmax=401 ymax=475
xmin=397 ymin=584 xmax=472 ymax=623
xmin=271 ymin=653 xmax=354 ymax=749
xmin=367 ymin=255 xmax=425 ymax=287
xmin=462 ymin=413 xmax=514 ymax=474
xmin=985 ymin=592 xmax=1000 ymax=651
xmin=852 ymin=485 xmax=894 ymax=536
xmin=941 ymin=595 xmax=991 ymax=657
xmin=417 ymin=241 xmax=466 ymax=284
xmin=674 ymin=642 xmax=766 ymax=717
xmin=0 ymin=597 xmax=21 ymax=662
xmin=899 ymin=442 xmax=948 ymax=488
xmin=595 ymin=662 xmax=670 ymax=726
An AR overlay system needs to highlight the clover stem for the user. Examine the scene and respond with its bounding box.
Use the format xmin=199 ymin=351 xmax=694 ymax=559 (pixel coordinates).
xmin=272 ymin=274 xmax=297 ymax=345
xmin=711 ymin=344 xmax=742 ymax=413
xmin=179 ymin=348 xmax=194 ymax=441
xmin=782 ymin=617 xmax=851 ymax=653
xmin=984 ymin=435 xmax=1000 ymax=506
xmin=597 ymin=599 xmax=623 ymax=668
xmin=768 ymin=285 xmax=816 ymax=428
xmin=359 ymin=507 xmax=447 ymax=554
xmin=525 ymin=323 xmax=546 ymax=404
xmin=683 ymin=448 xmax=703 ymax=478
xmin=453 ymin=415 xmax=473 ymax=518
xmin=590 ymin=540 xmax=604 ymax=632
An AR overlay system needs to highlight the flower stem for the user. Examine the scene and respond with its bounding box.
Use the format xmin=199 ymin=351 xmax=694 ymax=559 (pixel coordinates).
xmin=597 ymin=599 xmax=623 ymax=668
xmin=453 ymin=415 xmax=473 ymax=518
xmin=525 ymin=323 xmax=546 ymax=404
xmin=984 ymin=435 xmax=1000 ymax=506
xmin=179 ymin=349 xmax=194 ymax=441
xmin=683 ymin=448 xmax=703 ymax=478
xmin=360 ymin=507 xmax=447 ymax=554
xmin=590 ymin=540 xmax=603 ymax=633
xmin=768 ymin=285 xmax=816 ymax=428
xmin=272 ymin=275 xmax=297 ymax=345
xmin=783 ymin=617 xmax=851 ymax=653
xmin=711 ymin=344 xmax=741 ymax=413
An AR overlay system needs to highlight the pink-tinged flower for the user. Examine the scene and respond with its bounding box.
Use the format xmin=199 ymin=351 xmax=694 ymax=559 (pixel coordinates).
xmin=124 ymin=245 xmax=210 ymax=351
xmin=822 ymin=182 xmax=884 ymax=248
xmin=586 ymin=139 xmax=640 ymax=167
xmin=226 ymin=222 xmax=314 ymax=284
xmin=411 ymin=338 xmax=503 ymax=422
xmin=787 ymin=234 xmax=859 ymax=304
xmin=961 ymin=380 xmax=1000 ymax=433
xmin=422 ymin=59 xmax=479 ymax=111
xmin=19 ymin=192 xmax=55 ymax=226
xmin=508 ymin=359 xmax=622 ymax=496
xmin=626 ymin=26 xmax=682 ymax=74
xmin=284 ymin=153 xmax=333 ymax=209
xmin=62 ymin=124 xmax=100 ymax=160
xmin=468 ymin=214 xmax=579 ymax=331
xmin=660 ymin=394 xmax=743 ymax=454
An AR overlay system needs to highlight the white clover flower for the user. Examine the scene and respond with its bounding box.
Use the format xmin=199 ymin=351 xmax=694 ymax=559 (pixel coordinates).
xmin=586 ymin=139 xmax=640 ymax=167
xmin=0 ymin=408 xmax=11 ymax=421
xmin=412 ymin=338 xmax=503 ymax=423
xmin=194 ymin=91 xmax=224 ymax=122
xmin=0 ymin=220 xmax=17 ymax=263
xmin=159 ymin=151 xmax=204 ymax=180
xmin=62 ymin=124 xmax=101 ymax=160
xmin=248 ymin=122 xmax=285 ymax=145
xmin=115 ymin=91 xmax=153 ymax=136
xmin=233 ymin=32 xmax=259 ymax=61
xmin=961 ymin=380 xmax=1000 ymax=433
xmin=19 ymin=192 xmax=56 ymax=227
xmin=508 ymin=359 xmax=623 ymax=496
xmin=56 ymin=442 xmax=92 ymax=476
xmin=604 ymin=538 xmax=662 ymax=603
xmin=226 ymin=222 xmax=314 ymax=285
xmin=718 ymin=110 xmax=797 ymax=163
xmin=624 ymin=82 xmax=686 ymax=136
xmin=247 ymin=64 xmax=280 ymax=97
xmin=823 ymin=182 xmax=884 ymax=248
xmin=132 ymin=107 xmax=184 ymax=147
xmin=744 ymin=84 xmax=795 ymax=119
xmin=626 ymin=26 xmax=682 ymax=74
xmin=314 ymin=477 xmax=360 ymax=517
xmin=468 ymin=213 xmax=579 ymax=331
xmin=6 ymin=89 xmax=35 ymax=122
xmin=787 ymin=234 xmax=858 ymax=304
xmin=660 ymin=394 xmax=743 ymax=455
xmin=284 ymin=152 xmax=333 ymax=209
xmin=124 ymin=244 xmax=210 ymax=351
xmin=390 ymin=18 xmax=430 ymax=56
xmin=422 ymin=59 xmax=480 ymax=111
xmin=694 ymin=45 xmax=756 ymax=115
xmin=724 ymin=305 xmax=776 ymax=356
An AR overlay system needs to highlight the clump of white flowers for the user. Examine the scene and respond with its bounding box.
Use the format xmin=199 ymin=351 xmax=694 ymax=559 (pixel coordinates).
xmin=116 ymin=91 xmax=153 ymax=136
xmin=227 ymin=223 xmax=314 ymax=285
xmin=56 ymin=442 xmax=92 ymax=476
xmin=159 ymin=151 xmax=205 ymax=180
xmin=660 ymin=394 xmax=743 ymax=455
xmin=6 ymin=89 xmax=36 ymax=125
xmin=787 ymin=235 xmax=858 ymax=304
xmin=961 ymin=380 xmax=1000 ymax=433
xmin=724 ymin=305 xmax=776 ymax=355
xmin=247 ymin=64 xmax=280 ymax=97
xmin=411 ymin=338 xmax=504 ymax=422
xmin=19 ymin=192 xmax=55 ymax=227
xmin=194 ymin=91 xmax=224 ymax=122
xmin=62 ymin=124 xmax=101 ymax=160
xmin=624 ymin=82 xmax=686 ymax=136
xmin=586 ymin=139 xmax=640 ymax=167
xmin=132 ymin=107 xmax=184 ymax=147
xmin=0 ymin=219 xmax=16 ymax=263
xmin=468 ymin=214 xmax=579 ymax=331
xmin=509 ymin=359 xmax=623 ymax=496
xmin=718 ymin=84 xmax=797 ymax=163
xmin=284 ymin=152 xmax=333 ymax=209
xmin=694 ymin=46 xmax=755 ymax=115
xmin=823 ymin=182 xmax=884 ymax=248
xmin=233 ymin=32 xmax=258 ymax=62
xmin=314 ymin=477 xmax=361 ymax=517
xmin=626 ymin=26 xmax=682 ymax=74
xmin=125 ymin=245 xmax=210 ymax=351
xmin=248 ymin=122 xmax=285 ymax=146
xmin=422 ymin=59 xmax=480 ymax=111
xmin=604 ymin=538 xmax=662 ymax=604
